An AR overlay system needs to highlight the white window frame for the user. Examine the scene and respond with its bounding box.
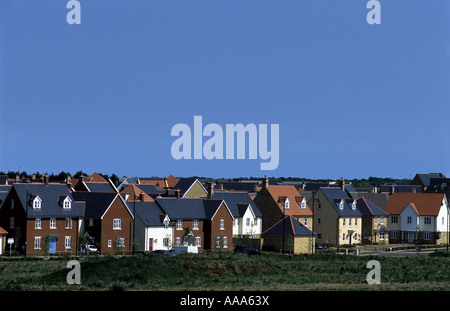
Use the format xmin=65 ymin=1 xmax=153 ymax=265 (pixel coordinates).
xmin=35 ymin=218 xmax=41 ymax=229
xmin=50 ymin=218 xmax=56 ymax=229
xmin=33 ymin=197 xmax=42 ymax=209
xmin=193 ymin=219 xmax=199 ymax=230
xmin=113 ymin=218 xmax=122 ymax=230
xmin=65 ymin=218 xmax=72 ymax=229
xmin=223 ymin=236 xmax=228 ymax=248
xmin=195 ymin=236 xmax=201 ymax=247
xmin=65 ymin=236 xmax=71 ymax=249
xmin=220 ymin=219 xmax=225 ymax=230
xmin=285 ymin=197 xmax=290 ymax=210
xmin=177 ymin=220 xmax=183 ymax=230
xmin=34 ymin=237 xmax=41 ymax=249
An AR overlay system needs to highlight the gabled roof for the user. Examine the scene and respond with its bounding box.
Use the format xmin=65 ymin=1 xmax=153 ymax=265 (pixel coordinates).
xmin=319 ymin=188 xmax=362 ymax=217
xmin=12 ymin=183 xmax=84 ymax=218
xmin=83 ymin=182 xmax=117 ymax=193
xmin=86 ymin=172 xmax=108 ymax=183
xmin=120 ymin=184 xmax=155 ymax=202
xmin=266 ymin=185 xmax=312 ymax=216
xmin=0 ymin=226 xmax=7 ymax=235
xmin=174 ymin=178 xmax=207 ymax=196
xmin=203 ymin=199 xmax=233 ymax=220
xmin=263 ymin=216 xmax=314 ymax=237
xmin=356 ymin=197 xmax=389 ymax=217
xmin=216 ymin=181 xmax=258 ymax=192
xmin=385 ymin=193 xmax=446 ymax=216
xmin=213 ymin=192 xmax=263 ymax=218
xmin=134 ymin=201 xmax=171 ymax=227
xmin=411 ymin=173 xmax=447 ymax=187
xmin=156 ymin=197 xmax=206 ymax=220
xmin=71 ymin=192 xmax=132 ymax=219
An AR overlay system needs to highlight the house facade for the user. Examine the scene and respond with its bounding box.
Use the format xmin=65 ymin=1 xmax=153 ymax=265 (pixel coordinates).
xmin=253 ymin=178 xmax=313 ymax=232
xmin=72 ymin=192 xmax=134 ymax=254
xmin=0 ymin=183 xmax=84 ymax=255
xmin=385 ymin=193 xmax=449 ymax=244
xmin=309 ymin=188 xmax=362 ymax=246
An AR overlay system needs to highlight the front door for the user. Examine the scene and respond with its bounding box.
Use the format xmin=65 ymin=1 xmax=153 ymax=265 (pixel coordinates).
xmin=49 ymin=238 xmax=56 ymax=253
xmin=148 ymin=238 xmax=153 ymax=251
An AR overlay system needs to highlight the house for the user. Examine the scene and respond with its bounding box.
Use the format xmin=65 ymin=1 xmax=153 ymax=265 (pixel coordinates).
xmin=385 ymin=193 xmax=449 ymax=244
xmin=0 ymin=226 xmax=7 ymax=255
xmin=0 ymin=182 xmax=85 ymax=255
xmin=73 ymin=172 xmax=118 ymax=193
xmin=263 ymin=215 xmax=315 ymax=254
xmin=117 ymin=174 xmax=179 ymax=191
xmin=212 ymin=191 xmax=263 ymax=238
xmin=203 ymin=199 xmax=234 ymax=251
xmin=120 ymin=184 xmax=155 ymax=202
xmin=410 ymin=173 xmax=447 ymax=192
xmin=173 ymin=178 xmax=208 ymax=198
xmin=156 ymin=197 xmax=206 ymax=249
xmin=155 ymin=197 xmax=234 ymax=251
xmin=253 ymin=177 xmax=313 ymax=232
xmin=355 ymin=197 xmax=390 ymax=245
xmin=308 ymin=187 xmax=363 ymax=246
xmin=72 ymin=192 xmax=134 ymax=254
xmin=133 ymin=201 xmax=173 ymax=252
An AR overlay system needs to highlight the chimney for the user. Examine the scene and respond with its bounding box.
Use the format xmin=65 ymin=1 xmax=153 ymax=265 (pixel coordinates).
xmin=175 ymin=189 xmax=180 ymax=199
xmin=263 ymin=175 xmax=269 ymax=190
xmin=44 ymin=173 xmax=49 ymax=185
xmin=340 ymin=177 xmax=345 ymax=191
xmin=139 ymin=192 xmax=145 ymax=202
xmin=207 ymin=181 xmax=214 ymax=199
xmin=66 ymin=175 xmax=72 ymax=187
xmin=390 ymin=184 xmax=395 ymax=195
xmin=165 ymin=187 xmax=171 ymax=196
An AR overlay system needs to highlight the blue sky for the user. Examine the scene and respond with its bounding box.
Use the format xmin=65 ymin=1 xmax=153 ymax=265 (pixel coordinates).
xmin=0 ymin=0 xmax=449 ymax=180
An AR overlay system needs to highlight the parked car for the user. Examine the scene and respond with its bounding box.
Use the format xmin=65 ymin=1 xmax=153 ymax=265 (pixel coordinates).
xmin=315 ymin=242 xmax=327 ymax=250
xmin=234 ymin=245 xmax=261 ymax=255
xmin=148 ymin=249 xmax=177 ymax=257
xmin=80 ymin=245 xmax=98 ymax=253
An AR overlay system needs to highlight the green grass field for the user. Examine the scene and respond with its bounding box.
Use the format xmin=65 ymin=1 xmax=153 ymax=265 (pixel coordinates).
xmin=0 ymin=252 xmax=449 ymax=291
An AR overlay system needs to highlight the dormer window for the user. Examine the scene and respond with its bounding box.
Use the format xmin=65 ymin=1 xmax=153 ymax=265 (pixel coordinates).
xmin=301 ymin=198 xmax=306 ymax=210
xmin=352 ymin=200 xmax=357 ymax=210
xmin=32 ymin=196 xmax=42 ymax=209
xmin=285 ymin=197 xmax=290 ymax=210
xmin=339 ymin=199 xmax=344 ymax=210
xmin=59 ymin=195 xmax=72 ymax=209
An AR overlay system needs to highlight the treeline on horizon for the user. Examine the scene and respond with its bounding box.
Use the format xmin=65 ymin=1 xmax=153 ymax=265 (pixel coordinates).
xmin=0 ymin=170 xmax=403 ymax=189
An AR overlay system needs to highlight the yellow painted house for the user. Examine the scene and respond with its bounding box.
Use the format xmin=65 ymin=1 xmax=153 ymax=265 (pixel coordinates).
xmin=174 ymin=178 xmax=208 ymax=198
xmin=308 ymin=187 xmax=362 ymax=246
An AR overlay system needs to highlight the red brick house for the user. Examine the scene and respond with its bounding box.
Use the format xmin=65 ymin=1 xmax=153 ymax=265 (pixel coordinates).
xmin=0 ymin=182 xmax=85 ymax=255
xmin=72 ymin=192 xmax=134 ymax=254
xmin=203 ymin=199 xmax=234 ymax=251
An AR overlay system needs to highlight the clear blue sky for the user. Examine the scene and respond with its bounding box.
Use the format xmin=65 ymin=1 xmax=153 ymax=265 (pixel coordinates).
xmin=1 ymin=0 xmax=449 ymax=180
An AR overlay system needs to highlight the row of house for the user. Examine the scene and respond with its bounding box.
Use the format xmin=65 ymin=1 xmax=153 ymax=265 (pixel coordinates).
xmin=0 ymin=172 xmax=448 ymax=255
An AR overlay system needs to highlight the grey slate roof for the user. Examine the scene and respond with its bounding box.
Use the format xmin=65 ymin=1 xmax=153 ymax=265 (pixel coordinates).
xmin=264 ymin=216 xmax=314 ymax=237
xmin=13 ymin=184 xmax=84 ymax=218
xmin=156 ymin=198 xmax=206 ymax=220
xmin=203 ymin=199 xmax=226 ymax=219
xmin=173 ymin=178 xmax=200 ymax=194
xmin=355 ymin=198 xmax=388 ymax=217
xmin=134 ymin=201 xmax=171 ymax=226
xmin=71 ymin=191 xmax=118 ymax=218
xmin=320 ymin=188 xmax=362 ymax=217
xmin=213 ymin=192 xmax=263 ymax=218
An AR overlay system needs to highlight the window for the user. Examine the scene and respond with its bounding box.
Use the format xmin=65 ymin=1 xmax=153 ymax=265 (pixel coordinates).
xmin=342 ymin=233 xmax=346 ymax=242
xmin=113 ymin=218 xmax=121 ymax=230
xmin=301 ymin=199 xmax=306 ymax=209
xmin=391 ymin=216 xmax=398 ymax=224
xmin=381 ymin=217 xmax=384 ymax=225
xmin=34 ymin=237 xmax=41 ymax=249
xmin=304 ymin=218 xmax=308 ymax=227
xmin=195 ymin=236 xmax=201 ymax=247
xmin=193 ymin=219 xmax=199 ymax=230
xmin=246 ymin=218 xmax=250 ymax=226
xmin=65 ymin=218 xmax=72 ymax=229
xmin=223 ymin=236 xmax=228 ymax=248
xmin=50 ymin=218 xmax=56 ymax=229
xmin=220 ymin=219 xmax=225 ymax=230
xmin=342 ymin=218 xmax=346 ymax=227
xmin=379 ymin=233 xmax=385 ymax=240
xmin=349 ymin=218 xmax=352 ymax=227
xmin=117 ymin=238 xmax=125 ymax=247
xmin=407 ymin=216 xmax=412 ymax=224
xmin=9 ymin=217 xmax=14 ymax=229
xmin=89 ymin=218 xmax=94 ymax=227
xmin=254 ymin=218 xmax=258 ymax=227
xmin=285 ymin=198 xmax=290 ymax=210
xmin=352 ymin=200 xmax=357 ymax=210
xmin=176 ymin=237 xmax=181 ymax=246
xmin=391 ymin=231 xmax=398 ymax=239
xmin=424 ymin=217 xmax=431 ymax=225
xmin=35 ymin=218 xmax=41 ymax=229
xmin=33 ymin=197 xmax=42 ymax=209
xmin=317 ymin=233 xmax=322 ymax=240
xmin=424 ymin=232 xmax=431 ymax=240
xmin=65 ymin=236 xmax=71 ymax=249
xmin=317 ymin=201 xmax=322 ymax=209
xmin=10 ymin=199 xmax=14 ymax=210
xmin=63 ymin=197 xmax=71 ymax=209
xmin=216 ymin=237 xmax=221 ymax=248
xmin=317 ymin=218 xmax=321 ymax=225
xmin=163 ymin=238 xmax=169 ymax=247
xmin=339 ymin=199 xmax=344 ymax=210
xmin=355 ymin=218 xmax=358 ymax=227
xmin=108 ymin=240 xmax=112 ymax=247
xmin=374 ymin=217 xmax=377 ymax=225
xmin=177 ymin=220 xmax=183 ymax=230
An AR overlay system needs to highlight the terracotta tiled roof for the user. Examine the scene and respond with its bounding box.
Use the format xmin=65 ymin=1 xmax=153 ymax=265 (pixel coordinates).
xmin=120 ymin=184 xmax=155 ymax=202
xmin=0 ymin=226 xmax=7 ymax=235
xmin=86 ymin=172 xmax=108 ymax=183
xmin=385 ymin=193 xmax=445 ymax=216
xmin=267 ymin=185 xmax=312 ymax=216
